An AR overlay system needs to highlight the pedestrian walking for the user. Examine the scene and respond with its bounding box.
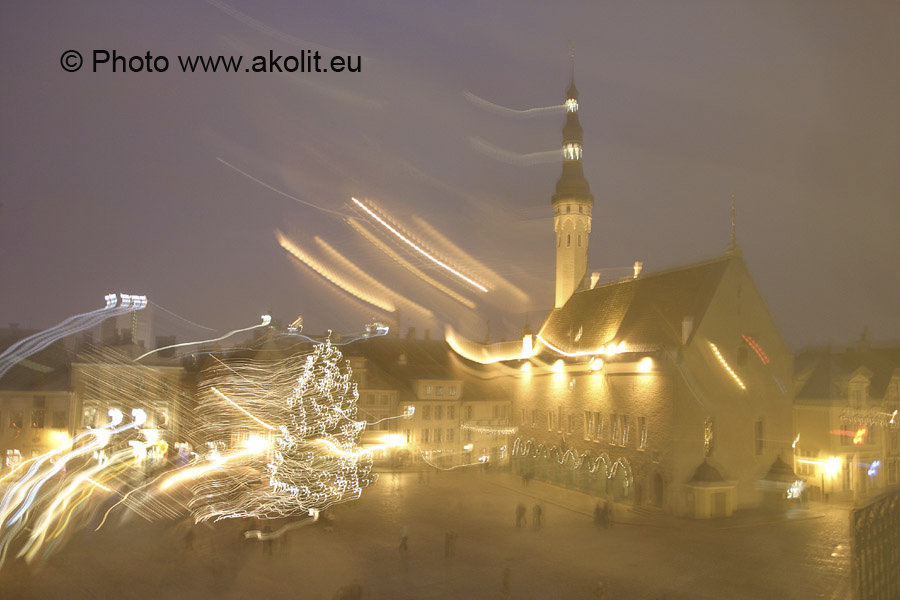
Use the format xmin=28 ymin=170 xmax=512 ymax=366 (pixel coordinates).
xmin=444 ymin=530 xmax=456 ymax=558
xmin=604 ymin=501 xmax=612 ymax=528
xmin=515 ymin=503 xmax=527 ymax=528
xmin=594 ymin=503 xmax=603 ymax=528
xmin=532 ymin=504 xmax=542 ymax=530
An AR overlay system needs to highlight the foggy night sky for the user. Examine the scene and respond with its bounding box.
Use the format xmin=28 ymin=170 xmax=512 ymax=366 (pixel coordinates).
xmin=1 ymin=0 xmax=898 ymax=350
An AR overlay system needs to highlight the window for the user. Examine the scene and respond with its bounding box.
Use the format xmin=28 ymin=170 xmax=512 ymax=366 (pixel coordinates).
xmin=32 ymin=396 xmax=45 ymax=429
xmin=567 ymin=413 xmax=576 ymax=434
xmin=425 ymin=385 xmax=433 ymax=395
xmin=436 ymin=386 xmax=444 ymax=396
xmin=889 ymin=461 xmax=897 ymax=485
xmin=465 ymin=429 xmax=472 ymax=442
xmin=447 ymin=406 xmax=456 ymax=420
xmin=9 ymin=409 xmax=23 ymax=430
xmin=566 ymin=234 xmax=571 ymax=247
xmin=531 ymin=409 xmax=538 ymax=428
xmin=423 ymin=406 xmax=432 ymax=420
xmin=638 ymin=416 xmax=647 ymax=449
xmin=492 ymin=405 xmax=499 ymax=419
xmin=558 ymin=406 xmax=564 ymax=432
xmin=52 ymin=410 xmax=67 ymax=429
xmin=593 ymin=412 xmax=602 ymax=441
xmin=464 ymin=406 xmax=473 ymax=420
xmin=548 ymin=411 xmax=556 ymax=431
xmin=434 ymin=406 xmax=443 ymax=420
xmin=621 ymin=415 xmax=630 ymax=446
xmin=447 ymin=428 xmax=455 ymax=443
xmin=583 ymin=411 xmax=593 ymax=441
xmin=379 ymin=394 xmax=388 ymax=405
xmin=501 ymin=405 xmax=508 ymax=419
xmin=891 ymin=431 xmax=899 ymax=452
xmin=421 ymin=429 xmax=430 ymax=443
xmin=434 ymin=428 xmax=442 ymax=443
xmin=520 ymin=408 xmax=526 ymax=425
xmin=577 ymin=234 xmax=582 ymax=247
xmin=755 ymin=419 xmax=765 ymax=455
xmin=449 ymin=386 xmax=457 ymax=396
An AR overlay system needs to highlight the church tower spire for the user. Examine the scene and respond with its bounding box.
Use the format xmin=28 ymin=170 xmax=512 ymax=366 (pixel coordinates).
xmin=552 ymin=55 xmax=594 ymax=308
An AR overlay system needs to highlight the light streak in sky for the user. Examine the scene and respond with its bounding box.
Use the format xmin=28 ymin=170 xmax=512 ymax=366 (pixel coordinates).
xmin=463 ymin=91 xmax=566 ymax=118
xmin=347 ymin=218 xmax=477 ymax=309
xmin=134 ymin=314 xmax=272 ymax=362
xmin=314 ymin=236 xmax=433 ymax=319
xmin=412 ymin=216 xmax=529 ymax=304
xmin=351 ymin=197 xmax=489 ymax=293
xmin=217 ymin=157 xmax=349 ymax=217
xmin=210 ymin=386 xmax=277 ymax=431
xmin=276 ymin=230 xmax=396 ymax=312
xmin=150 ymin=301 xmax=218 ymax=332
xmin=0 ymin=293 xmax=146 ymax=380
xmin=468 ymin=136 xmax=561 ymax=166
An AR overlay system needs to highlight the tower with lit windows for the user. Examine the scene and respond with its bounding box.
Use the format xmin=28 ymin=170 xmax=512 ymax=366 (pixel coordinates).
xmin=552 ymin=72 xmax=594 ymax=308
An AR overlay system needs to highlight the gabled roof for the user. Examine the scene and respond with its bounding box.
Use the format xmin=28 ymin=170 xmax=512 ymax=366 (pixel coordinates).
xmin=539 ymin=256 xmax=732 ymax=354
xmin=794 ymin=343 xmax=900 ymax=401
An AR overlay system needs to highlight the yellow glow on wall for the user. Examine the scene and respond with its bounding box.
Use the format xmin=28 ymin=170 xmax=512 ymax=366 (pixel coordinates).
xmin=590 ymin=357 xmax=603 ymax=371
xmin=552 ymin=359 xmax=564 ymax=373
xmin=521 ymin=362 xmax=532 ymax=373
xmin=637 ymin=357 xmax=653 ymax=373
xmin=708 ymin=342 xmax=746 ymax=390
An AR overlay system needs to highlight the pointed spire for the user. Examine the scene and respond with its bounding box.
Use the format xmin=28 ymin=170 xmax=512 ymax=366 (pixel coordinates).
xmin=727 ymin=191 xmax=742 ymax=256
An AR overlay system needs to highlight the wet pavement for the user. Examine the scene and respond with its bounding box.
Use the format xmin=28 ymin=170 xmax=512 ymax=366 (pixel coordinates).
xmin=0 ymin=468 xmax=850 ymax=599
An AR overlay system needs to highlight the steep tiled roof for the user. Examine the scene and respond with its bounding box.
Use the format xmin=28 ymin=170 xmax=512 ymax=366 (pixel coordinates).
xmin=538 ymin=256 xmax=731 ymax=354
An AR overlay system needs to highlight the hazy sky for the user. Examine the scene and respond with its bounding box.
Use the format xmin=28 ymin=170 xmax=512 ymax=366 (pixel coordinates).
xmin=1 ymin=0 xmax=898 ymax=350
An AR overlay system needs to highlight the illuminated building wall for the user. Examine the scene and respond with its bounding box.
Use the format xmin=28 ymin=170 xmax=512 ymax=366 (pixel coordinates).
xmin=0 ymin=331 xmax=76 ymax=474
xmin=511 ymin=253 xmax=795 ymax=516
xmin=793 ymin=338 xmax=900 ymax=501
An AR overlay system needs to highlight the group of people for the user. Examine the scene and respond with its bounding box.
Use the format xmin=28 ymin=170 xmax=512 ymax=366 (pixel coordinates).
xmin=515 ymin=502 xmax=542 ymax=529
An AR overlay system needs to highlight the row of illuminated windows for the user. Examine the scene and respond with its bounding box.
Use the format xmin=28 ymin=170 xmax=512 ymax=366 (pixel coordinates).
xmin=4 ymin=408 xmax=67 ymax=430
xmin=423 ymin=384 xmax=458 ymax=397
xmin=360 ymin=392 xmax=392 ymax=406
xmin=421 ymin=405 xmax=457 ymax=420
xmin=419 ymin=428 xmax=460 ymax=444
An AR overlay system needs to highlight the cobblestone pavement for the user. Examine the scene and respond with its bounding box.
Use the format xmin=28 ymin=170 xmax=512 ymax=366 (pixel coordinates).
xmin=0 ymin=469 xmax=850 ymax=599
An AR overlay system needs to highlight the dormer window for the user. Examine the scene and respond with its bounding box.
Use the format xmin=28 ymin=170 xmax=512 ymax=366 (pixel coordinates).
xmin=566 ymin=98 xmax=578 ymax=112
xmin=563 ymin=143 xmax=582 ymax=160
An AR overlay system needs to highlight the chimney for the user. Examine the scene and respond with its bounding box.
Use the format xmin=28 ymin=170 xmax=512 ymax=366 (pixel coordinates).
xmin=682 ymin=316 xmax=694 ymax=345
xmin=590 ymin=272 xmax=600 ymax=289
xmin=633 ymin=261 xmax=643 ymax=279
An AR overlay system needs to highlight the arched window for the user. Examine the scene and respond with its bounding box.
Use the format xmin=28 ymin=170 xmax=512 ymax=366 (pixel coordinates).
xmin=567 ymin=234 xmax=571 ymax=247
xmin=577 ymin=234 xmax=582 ymax=247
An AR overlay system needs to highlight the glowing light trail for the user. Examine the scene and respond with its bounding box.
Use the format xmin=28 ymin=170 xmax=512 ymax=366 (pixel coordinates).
xmin=210 ymin=386 xmax=277 ymax=431
xmin=412 ymin=216 xmax=529 ymax=304
xmin=217 ymin=157 xmax=349 ymax=217
xmin=277 ymin=230 xmax=396 ymax=312
xmin=347 ymin=218 xmax=477 ymax=309
xmin=469 ymin=137 xmax=562 ymax=166
xmin=351 ymin=197 xmax=489 ymax=293
xmin=134 ymin=315 xmax=272 ymax=362
xmin=463 ymin=91 xmax=566 ymax=118
xmin=314 ymin=236 xmax=433 ymax=319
